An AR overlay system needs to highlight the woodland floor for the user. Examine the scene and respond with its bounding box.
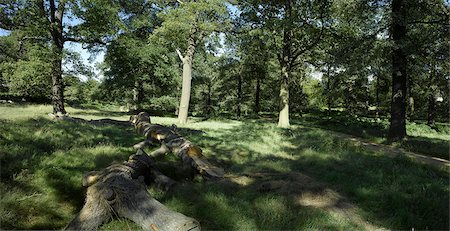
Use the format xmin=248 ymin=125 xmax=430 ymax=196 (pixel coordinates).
xmin=0 ymin=104 xmax=448 ymax=230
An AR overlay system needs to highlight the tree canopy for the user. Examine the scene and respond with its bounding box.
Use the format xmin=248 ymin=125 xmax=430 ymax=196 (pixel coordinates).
xmin=1 ymin=0 xmax=448 ymax=139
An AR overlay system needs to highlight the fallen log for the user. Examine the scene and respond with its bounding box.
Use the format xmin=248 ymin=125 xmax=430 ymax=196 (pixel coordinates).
xmin=130 ymin=112 xmax=224 ymax=179
xmin=65 ymin=149 xmax=198 ymax=231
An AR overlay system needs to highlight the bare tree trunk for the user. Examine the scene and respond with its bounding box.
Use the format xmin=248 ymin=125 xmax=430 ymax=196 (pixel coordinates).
xmin=178 ymin=31 xmax=198 ymax=124
xmin=388 ymin=0 xmax=407 ymax=142
xmin=278 ymin=0 xmax=292 ymax=128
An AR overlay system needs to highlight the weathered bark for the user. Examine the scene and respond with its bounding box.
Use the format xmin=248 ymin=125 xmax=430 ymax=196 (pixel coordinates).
xmin=130 ymin=112 xmax=224 ymax=179
xmin=178 ymin=30 xmax=198 ymax=124
xmin=278 ymin=0 xmax=292 ymax=128
xmin=49 ymin=0 xmax=66 ymax=115
xmin=66 ymin=149 xmax=197 ymax=231
xmin=388 ymin=0 xmax=407 ymax=141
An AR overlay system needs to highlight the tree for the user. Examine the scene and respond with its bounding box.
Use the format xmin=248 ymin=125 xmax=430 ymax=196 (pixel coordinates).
xmin=153 ymin=0 xmax=230 ymax=124
xmin=1 ymin=0 xmax=122 ymax=114
xmin=239 ymin=0 xmax=329 ymax=127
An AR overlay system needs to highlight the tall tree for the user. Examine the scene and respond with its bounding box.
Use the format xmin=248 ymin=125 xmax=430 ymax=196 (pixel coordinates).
xmin=154 ymin=0 xmax=230 ymax=124
xmin=239 ymin=0 xmax=329 ymax=127
xmin=1 ymin=0 xmax=122 ymax=114
xmin=387 ymin=0 xmax=408 ymax=141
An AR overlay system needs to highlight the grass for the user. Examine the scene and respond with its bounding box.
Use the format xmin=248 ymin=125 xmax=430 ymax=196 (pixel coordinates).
xmin=0 ymin=104 xmax=448 ymax=230
xmin=296 ymin=111 xmax=450 ymax=160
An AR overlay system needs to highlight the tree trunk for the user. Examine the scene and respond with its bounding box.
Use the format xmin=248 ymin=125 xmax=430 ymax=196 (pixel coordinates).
xmin=278 ymin=66 xmax=290 ymax=127
xmin=375 ymin=73 xmax=380 ymax=118
xmin=427 ymin=94 xmax=435 ymax=125
xmin=178 ymin=32 xmax=197 ymax=124
xmin=326 ymin=64 xmax=332 ymax=115
xmin=51 ymin=46 xmax=66 ymax=115
xmin=133 ymin=78 xmax=143 ymax=111
xmin=278 ymin=0 xmax=292 ymax=128
xmin=206 ymin=83 xmax=212 ymax=116
xmin=388 ymin=0 xmax=407 ymax=142
xmin=49 ymin=0 xmax=66 ymax=115
xmin=255 ymin=74 xmax=261 ymax=114
xmin=65 ymin=150 xmax=199 ymax=231
xmin=237 ymin=73 xmax=242 ymax=119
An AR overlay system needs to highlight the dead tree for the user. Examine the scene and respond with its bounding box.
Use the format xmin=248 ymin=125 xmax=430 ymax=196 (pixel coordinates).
xmin=65 ymin=149 xmax=199 ymax=231
xmin=130 ymin=112 xmax=224 ymax=179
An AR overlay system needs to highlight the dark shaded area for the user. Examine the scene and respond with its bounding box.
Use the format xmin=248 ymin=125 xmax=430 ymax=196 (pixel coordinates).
xmin=400 ymin=136 xmax=449 ymax=160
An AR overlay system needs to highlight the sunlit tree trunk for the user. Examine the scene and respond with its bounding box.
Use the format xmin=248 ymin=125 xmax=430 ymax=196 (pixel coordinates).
xmin=388 ymin=0 xmax=407 ymax=141
xmin=278 ymin=0 xmax=292 ymax=128
xmin=178 ymin=33 xmax=196 ymax=124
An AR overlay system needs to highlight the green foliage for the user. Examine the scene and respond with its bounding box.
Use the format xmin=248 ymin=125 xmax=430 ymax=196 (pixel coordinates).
xmin=0 ymin=33 xmax=52 ymax=100
xmin=153 ymin=0 xmax=231 ymax=51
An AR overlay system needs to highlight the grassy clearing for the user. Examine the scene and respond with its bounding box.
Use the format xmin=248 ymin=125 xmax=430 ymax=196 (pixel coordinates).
xmin=0 ymin=104 xmax=448 ymax=230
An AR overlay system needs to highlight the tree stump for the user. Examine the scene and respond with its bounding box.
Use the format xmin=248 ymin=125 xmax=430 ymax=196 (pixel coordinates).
xmin=65 ymin=149 xmax=199 ymax=231
xmin=130 ymin=112 xmax=224 ymax=179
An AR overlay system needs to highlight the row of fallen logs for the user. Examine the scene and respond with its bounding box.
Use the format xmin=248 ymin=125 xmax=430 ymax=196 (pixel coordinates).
xmin=61 ymin=112 xmax=224 ymax=230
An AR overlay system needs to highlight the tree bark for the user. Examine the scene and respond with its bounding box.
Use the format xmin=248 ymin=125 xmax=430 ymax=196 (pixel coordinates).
xmin=427 ymin=94 xmax=436 ymax=125
xmin=326 ymin=64 xmax=332 ymax=115
xmin=65 ymin=150 xmax=198 ymax=231
xmin=237 ymin=72 xmax=242 ymax=119
xmin=255 ymin=73 xmax=261 ymax=114
xmin=130 ymin=112 xmax=224 ymax=179
xmin=388 ymin=0 xmax=407 ymax=141
xmin=278 ymin=0 xmax=292 ymax=128
xmin=178 ymin=31 xmax=197 ymax=124
xmin=133 ymin=78 xmax=143 ymax=111
xmin=49 ymin=0 xmax=66 ymax=115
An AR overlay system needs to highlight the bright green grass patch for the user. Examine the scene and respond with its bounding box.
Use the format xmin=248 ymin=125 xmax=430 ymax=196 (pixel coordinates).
xmin=0 ymin=104 xmax=449 ymax=230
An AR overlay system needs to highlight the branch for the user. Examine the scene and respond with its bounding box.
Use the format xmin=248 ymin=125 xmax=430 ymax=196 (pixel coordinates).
xmin=176 ymin=49 xmax=184 ymax=61
xmin=64 ymin=37 xmax=107 ymax=45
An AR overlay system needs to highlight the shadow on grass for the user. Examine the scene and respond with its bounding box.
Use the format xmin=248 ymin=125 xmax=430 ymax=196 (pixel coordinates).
xmin=163 ymin=121 xmax=449 ymax=230
xmin=1 ymin=115 xmax=448 ymax=230
xmin=400 ymin=136 xmax=449 ymax=160
xmin=291 ymin=111 xmax=449 ymax=160
xmin=0 ymin=117 xmax=140 ymax=229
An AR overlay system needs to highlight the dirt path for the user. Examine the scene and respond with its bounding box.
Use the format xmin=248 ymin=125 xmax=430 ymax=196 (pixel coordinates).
xmin=332 ymin=132 xmax=450 ymax=168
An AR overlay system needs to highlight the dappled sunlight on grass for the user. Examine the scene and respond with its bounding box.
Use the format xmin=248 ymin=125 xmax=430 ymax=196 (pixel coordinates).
xmin=1 ymin=104 xmax=448 ymax=230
